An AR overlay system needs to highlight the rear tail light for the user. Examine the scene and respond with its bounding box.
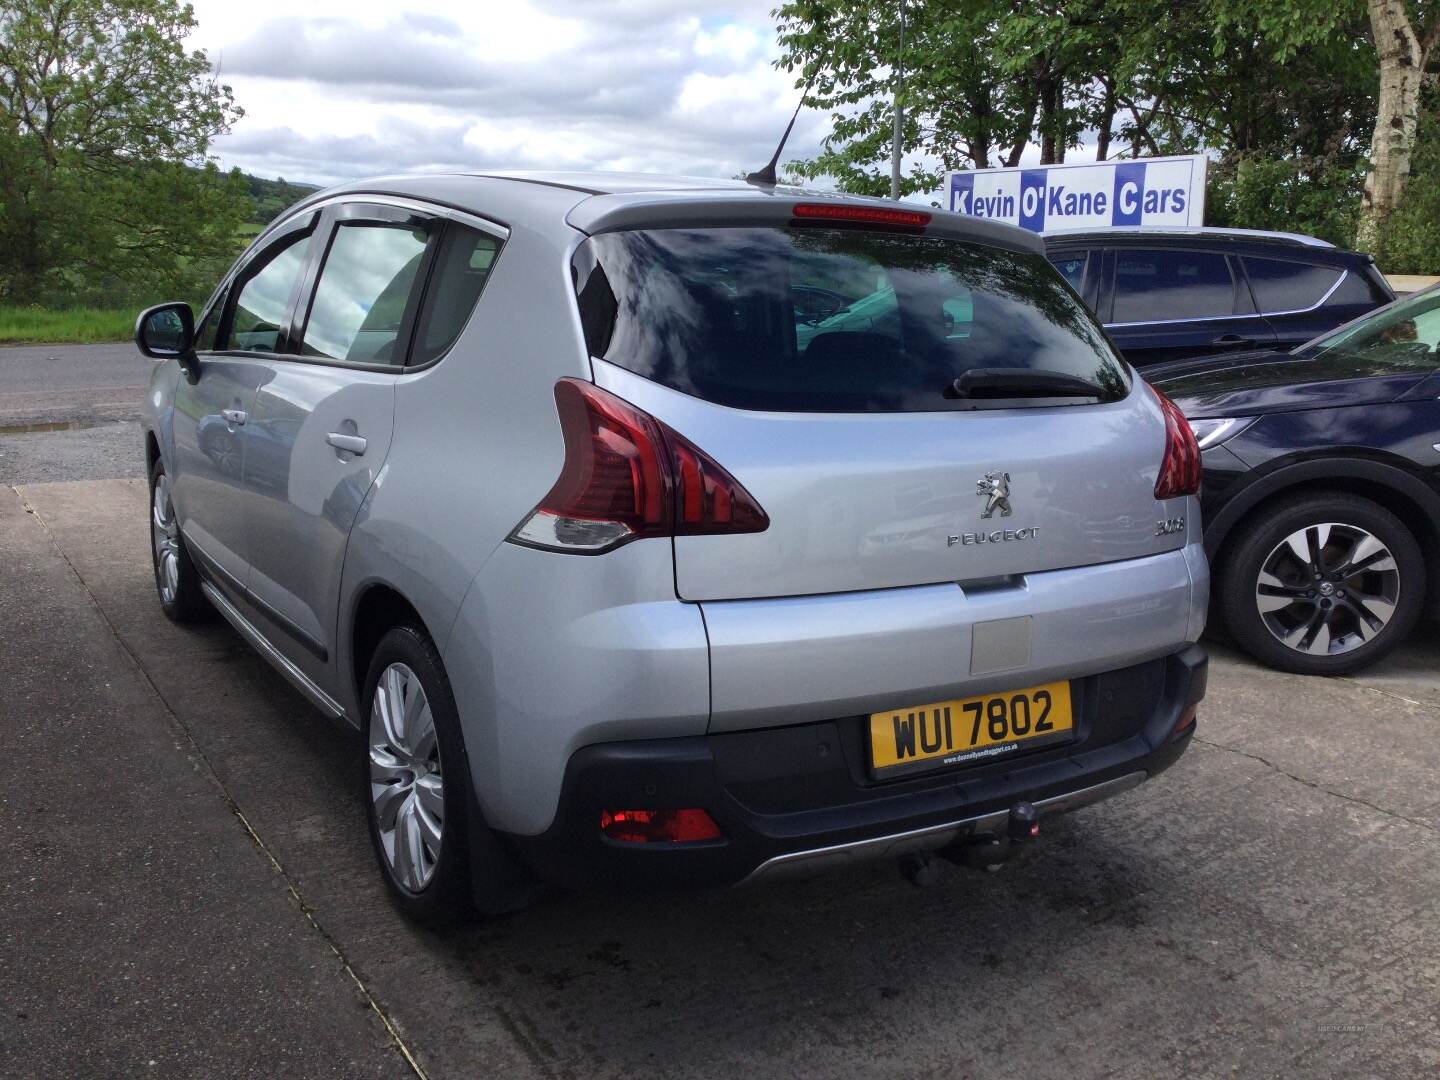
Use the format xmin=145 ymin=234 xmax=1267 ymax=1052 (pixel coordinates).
xmin=599 ymin=808 xmax=723 ymax=844
xmin=1150 ymin=385 xmax=1201 ymax=499
xmin=510 ymin=379 xmax=768 ymax=554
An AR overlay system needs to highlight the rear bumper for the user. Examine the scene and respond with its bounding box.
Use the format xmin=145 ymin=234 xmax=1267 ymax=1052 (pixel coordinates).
xmin=502 ymin=644 xmax=1206 ymax=891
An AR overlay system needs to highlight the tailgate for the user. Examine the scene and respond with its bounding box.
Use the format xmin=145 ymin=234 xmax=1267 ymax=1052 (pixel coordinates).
xmin=597 ymin=362 xmax=1188 ymax=601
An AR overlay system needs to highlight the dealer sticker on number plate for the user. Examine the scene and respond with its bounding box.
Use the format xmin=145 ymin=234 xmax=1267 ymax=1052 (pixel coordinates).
xmin=868 ymin=680 xmax=1074 ymax=779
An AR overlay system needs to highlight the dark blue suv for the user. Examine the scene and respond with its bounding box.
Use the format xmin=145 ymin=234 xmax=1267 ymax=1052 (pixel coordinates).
xmin=1044 ymin=228 xmax=1394 ymax=367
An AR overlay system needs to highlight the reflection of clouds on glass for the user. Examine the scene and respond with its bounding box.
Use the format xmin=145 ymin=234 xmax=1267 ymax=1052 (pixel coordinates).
xmin=232 ymin=239 xmax=308 ymax=344
xmin=305 ymin=225 xmax=427 ymax=362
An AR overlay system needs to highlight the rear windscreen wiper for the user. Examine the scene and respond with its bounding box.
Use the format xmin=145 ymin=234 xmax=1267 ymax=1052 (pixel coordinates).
xmin=945 ymin=367 xmax=1105 ymax=400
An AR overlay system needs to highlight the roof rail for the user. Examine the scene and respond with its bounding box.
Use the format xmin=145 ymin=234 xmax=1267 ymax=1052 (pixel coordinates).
xmin=1041 ymin=226 xmax=1334 ymax=249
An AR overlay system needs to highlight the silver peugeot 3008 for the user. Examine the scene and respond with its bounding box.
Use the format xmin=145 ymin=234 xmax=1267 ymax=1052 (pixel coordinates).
xmin=135 ymin=173 xmax=1208 ymax=921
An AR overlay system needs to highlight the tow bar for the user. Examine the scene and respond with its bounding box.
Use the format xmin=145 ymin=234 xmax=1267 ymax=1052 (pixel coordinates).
xmin=898 ymin=801 xmax=1041 ymax=886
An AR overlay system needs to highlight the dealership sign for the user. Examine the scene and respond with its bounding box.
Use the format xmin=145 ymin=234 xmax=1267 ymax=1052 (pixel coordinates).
xmin=945 ymin=155 xmax=1207 ymax=233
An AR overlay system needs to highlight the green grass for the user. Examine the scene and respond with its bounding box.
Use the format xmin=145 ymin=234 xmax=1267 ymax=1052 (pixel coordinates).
xmin=0 ymin=305 xmax=136 ymax=345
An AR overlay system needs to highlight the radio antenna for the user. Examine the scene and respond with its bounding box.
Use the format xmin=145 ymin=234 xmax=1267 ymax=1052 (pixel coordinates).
xmin=746 ymin=81 xmax=811 ymax=187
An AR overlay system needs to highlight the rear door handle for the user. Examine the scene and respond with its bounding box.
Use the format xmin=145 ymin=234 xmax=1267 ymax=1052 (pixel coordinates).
xmin=1211 ymin=334 xmax=1255 ymax=347
xmin=221 ymin=409 xmax=247 ymax=426
xmin=326 ymin=432 xmax=367 ymax=455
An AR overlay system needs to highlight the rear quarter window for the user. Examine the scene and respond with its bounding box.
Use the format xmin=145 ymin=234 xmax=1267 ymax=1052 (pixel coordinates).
xmin=1328 ymin=268 xmax=1392 ymax=307
xmin=1242 ymin=257 xmax=1342 ymax=314
xmin=409 ymin=225 xmax=502 ymax=366
xmin=572 ymin=227 xmax=1129 ymax=413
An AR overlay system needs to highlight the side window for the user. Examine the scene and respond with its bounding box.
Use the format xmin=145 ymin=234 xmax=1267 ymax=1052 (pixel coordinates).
xmin=302 ymin=223 xmax=431 ymax=364
xmin=791 ymin=285 xmax=848 ymax=326
xmin=225 ymin=234 xmax=310 ymax=353
xmin=1111 ymin=249 xmax=1237 ymax=323
xmin=1242 ymin=257 xmax=1341 ymax=314
xmin=409 ymin=225 xmax=504 ymax=366
xmin=1049 ymin=254 xmax=1087 ymax=293
xmin=942 ymin=293 xmax=973 ymax=339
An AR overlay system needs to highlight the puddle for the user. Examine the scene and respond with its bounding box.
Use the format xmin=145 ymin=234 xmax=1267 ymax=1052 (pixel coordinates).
xmin=0 ymin=419 xmax=107 ymax=434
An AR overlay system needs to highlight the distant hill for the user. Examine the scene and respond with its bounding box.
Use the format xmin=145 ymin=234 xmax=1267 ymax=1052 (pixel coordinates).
xmin=243 ymin=173 xmax=321 ymax=225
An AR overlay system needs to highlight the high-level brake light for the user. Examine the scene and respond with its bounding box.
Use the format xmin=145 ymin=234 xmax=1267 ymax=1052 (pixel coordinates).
xmin=791 ymin=203 xmax=932 ymax=228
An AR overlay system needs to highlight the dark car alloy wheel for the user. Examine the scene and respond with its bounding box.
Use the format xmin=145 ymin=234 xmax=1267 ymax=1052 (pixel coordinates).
xmin=1254 ymin=521 xmax=1399 ymax=656
xmin=1220 ymin=493 xmax=1424 ymax=675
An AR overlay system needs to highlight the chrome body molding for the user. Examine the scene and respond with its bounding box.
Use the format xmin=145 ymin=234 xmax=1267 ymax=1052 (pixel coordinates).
xmin=741 ymin=771 xmax=1148 ymax=885
xmin=200 ymin=581 xmax=346 ymax=720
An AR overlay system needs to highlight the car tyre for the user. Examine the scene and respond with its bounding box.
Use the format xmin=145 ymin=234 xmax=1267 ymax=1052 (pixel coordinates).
xmin=1219 ymin=492 xmax=1424 ymax=675
xmin=148 ymin=458 xmax=212 ymax=622
xmin=362 ymin=625 xmax=477 ymax=925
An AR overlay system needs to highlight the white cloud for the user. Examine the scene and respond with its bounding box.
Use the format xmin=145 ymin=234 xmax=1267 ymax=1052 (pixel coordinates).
xmin=694 ymin=24 xmax=763 ymax=65
xmin=188 ymin=0 xmax=821 ymax=187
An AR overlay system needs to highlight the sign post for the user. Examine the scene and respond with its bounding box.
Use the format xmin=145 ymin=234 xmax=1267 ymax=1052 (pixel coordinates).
xmin=945 ymin=155 xmax=1207 ymax=233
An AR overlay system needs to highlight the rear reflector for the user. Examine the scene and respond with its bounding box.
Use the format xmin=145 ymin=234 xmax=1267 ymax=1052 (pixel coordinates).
xmin=1171 ymin=705 xmax=1198 ymax=740
xmin=510 ymin=379 xmax=768 ymax=554
xmin=792 ymin=203 xmax=932 ymax=228
xmin=599 ymin=808 xmax=723 ymax=844
xmin=1150 ymin=385 xmax=1201 ymax=499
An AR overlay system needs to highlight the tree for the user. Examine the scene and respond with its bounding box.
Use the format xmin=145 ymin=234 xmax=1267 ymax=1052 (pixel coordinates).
xmin=1354 ymin=0 xmax=1439 ymax=248
xmin=1372 ymin=85 xmax=1440 ymax=269
xmin=0 ymin=0 xmax=244 ymax=305
xmin=774 ymin=1 xmax=1133 ymax=195
xmin=773 ymin=1 xmax=1372 ymax=192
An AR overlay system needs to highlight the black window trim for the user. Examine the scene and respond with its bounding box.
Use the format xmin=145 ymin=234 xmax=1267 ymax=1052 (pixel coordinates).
xmin=200 ymin=194 xmax=509 ymax=376
xmin=1103 ymin=245 xmax=1257 ymax=328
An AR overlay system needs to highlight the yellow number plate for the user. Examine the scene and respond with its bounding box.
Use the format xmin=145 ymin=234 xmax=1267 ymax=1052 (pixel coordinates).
xmin=868 ymin=680 xmax=1074 ymax=779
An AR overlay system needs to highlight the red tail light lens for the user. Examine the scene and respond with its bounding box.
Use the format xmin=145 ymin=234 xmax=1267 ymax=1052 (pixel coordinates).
xmin=792 ymin=203 xmax=932 ymax=228
xmin=599 ymin=808 xmax=723 ymax=844
xmin=510 ymin=379 xmax=769 ymax=553
xmin=669 ymin=430 xmax=769 ymax=535
xmin=1151 ymin=385 xmax=1201 ymax=499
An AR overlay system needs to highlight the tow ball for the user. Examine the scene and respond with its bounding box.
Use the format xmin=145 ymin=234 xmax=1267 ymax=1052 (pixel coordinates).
xmin=898 ymin=802 xmax=1040 ymax=886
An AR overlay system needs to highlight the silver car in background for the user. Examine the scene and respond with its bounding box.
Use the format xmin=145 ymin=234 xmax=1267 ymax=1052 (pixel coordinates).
xmin=135 ymin=173 xmax=1208 ymax=921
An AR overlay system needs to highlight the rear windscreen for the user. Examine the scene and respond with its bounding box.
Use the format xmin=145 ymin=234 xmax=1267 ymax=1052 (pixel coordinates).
xmin=572 ymin=227 xmax=1130 ymax=412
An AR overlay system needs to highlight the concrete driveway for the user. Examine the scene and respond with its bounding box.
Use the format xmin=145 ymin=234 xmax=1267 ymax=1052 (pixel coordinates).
xmin=3 ymin=475 xmax=1438 ymax=1079
xmin=2 ymin=344 xmax=1439 ymax=1078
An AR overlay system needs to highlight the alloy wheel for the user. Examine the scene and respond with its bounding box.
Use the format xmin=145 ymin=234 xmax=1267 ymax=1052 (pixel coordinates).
xmin=368 ymin=662 xmax=444 ymax=892
xmin=1255 ymin=521 xmax=1400 ymax=657
xmin=151 ymin=474 xmax=181 ymax=605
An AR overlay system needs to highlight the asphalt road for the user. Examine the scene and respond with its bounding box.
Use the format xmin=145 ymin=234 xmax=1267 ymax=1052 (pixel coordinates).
xmin=0 ymin=342 xmax=150 ymax=484
xmin=3 ymin=345 xmax=1439 ymax=1079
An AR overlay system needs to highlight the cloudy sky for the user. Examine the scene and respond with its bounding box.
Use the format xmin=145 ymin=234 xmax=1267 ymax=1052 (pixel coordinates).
xmin=186 ymin=0 xmax=841 ymax=188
